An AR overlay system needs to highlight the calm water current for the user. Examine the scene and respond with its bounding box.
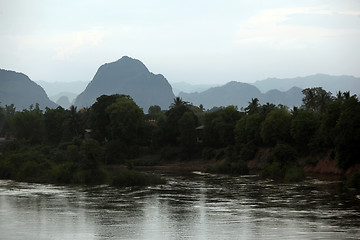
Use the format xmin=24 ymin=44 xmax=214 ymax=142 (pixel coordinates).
xmin=0 ymin=172 xmax=359 ymax=240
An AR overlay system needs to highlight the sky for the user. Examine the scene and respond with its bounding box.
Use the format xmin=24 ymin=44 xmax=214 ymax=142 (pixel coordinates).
xmin=0 ymin=0 xmax=359 ymax=84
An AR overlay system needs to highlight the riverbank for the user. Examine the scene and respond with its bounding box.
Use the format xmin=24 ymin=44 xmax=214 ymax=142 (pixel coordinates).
xmin=107 ymin=158 xmax=226 ymax=172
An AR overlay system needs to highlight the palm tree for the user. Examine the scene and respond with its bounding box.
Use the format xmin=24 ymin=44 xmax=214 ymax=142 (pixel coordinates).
xmin=245 ymin=98 xmax=259 ymax=115
xmin=170 ymin=97 xmax=189 ymax=109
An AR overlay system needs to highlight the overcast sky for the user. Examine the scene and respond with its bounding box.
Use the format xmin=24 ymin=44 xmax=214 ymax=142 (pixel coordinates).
xmin=0 ymin=0 xmax=359 ymax=84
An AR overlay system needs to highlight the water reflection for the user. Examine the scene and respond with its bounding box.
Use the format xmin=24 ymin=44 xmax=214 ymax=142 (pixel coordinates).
xmin=0 ymin=173 xmax=359 ymax=240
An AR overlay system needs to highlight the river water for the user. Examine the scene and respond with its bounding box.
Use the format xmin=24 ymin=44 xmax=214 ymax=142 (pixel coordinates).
xmin=0 ymin=172 xmax=359 ymax=240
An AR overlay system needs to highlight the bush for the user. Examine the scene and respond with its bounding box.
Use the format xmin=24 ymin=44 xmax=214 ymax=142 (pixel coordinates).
xmin=346 ymin=171 xmax=360 ymax=189
xmin=270 ymin=144 xmax=297 ymax=164
xmin=205 ymin=157 xmax=249 ymax=175
xmin=261 ymin=161 xmax=285 ymax=181
xmin=16 ymin=160 xmax=52 ymax=183
xmin=284 ymin=165 xmax=306 ymax=182
xmin=239 ymin=141 xmax=258 ymax=161
xmin=49 ymin=162 xmax=77 ymax=184
xmin=111 ymin=168 xmax=166 ymax=187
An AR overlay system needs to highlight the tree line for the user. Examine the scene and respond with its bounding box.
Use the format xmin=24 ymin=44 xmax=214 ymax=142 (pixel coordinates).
xmin=0 ymin=87 xmax=359 ymax=186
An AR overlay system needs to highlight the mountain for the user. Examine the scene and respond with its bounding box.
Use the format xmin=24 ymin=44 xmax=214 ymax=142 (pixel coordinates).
xmin=56 ymin=96 xmax=71 ymax=109
xmin=171 ymin=82 xmax=219 ymax=96
xmin=254 ymin=74 xmax=360 ymax=94
xmin=74 ymin=56 xmax=175 ymax=111
xmin=260 ymin=87 xmax=303 ymax=107
xmin=36 ymin=80 xmax=89 ymax=98
xmin=179 ymin=81 xmax=261 ymax=109
xmin=0 ymin=69 xmax=58 ymax=110
xmin=50 ymin=92 xmax=77 ymax=105
xmin=179 ymin=81 xmax=303 ymax=110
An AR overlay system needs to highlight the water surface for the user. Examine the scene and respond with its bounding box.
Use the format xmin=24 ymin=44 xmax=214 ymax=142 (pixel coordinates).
xmin=0 ymin=172 xmax=359 ymax=239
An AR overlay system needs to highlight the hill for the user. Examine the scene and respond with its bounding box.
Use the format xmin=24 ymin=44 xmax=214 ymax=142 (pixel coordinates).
xmin=179 ymin=81 xmax=303 ymax=109
xmin=74 ymin=56 xmax=175 ymax=111
xmin=0 ymin=69 xmax=57 ymax=110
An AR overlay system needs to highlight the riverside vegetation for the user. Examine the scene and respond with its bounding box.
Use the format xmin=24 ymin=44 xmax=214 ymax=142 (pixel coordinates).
xmin=0 ymin=88 xmax=359 ymax=189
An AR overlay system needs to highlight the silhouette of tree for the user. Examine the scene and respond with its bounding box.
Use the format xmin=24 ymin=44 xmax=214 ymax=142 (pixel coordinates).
xmin=245 ymin=98 xmax=260 ymax=115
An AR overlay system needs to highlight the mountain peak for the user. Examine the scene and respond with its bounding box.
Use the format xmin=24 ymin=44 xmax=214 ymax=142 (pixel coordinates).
xmin=74 ymin=57 xmax=175 ymax=111
xmin=98 ymin=56 xmax=149 ymax=78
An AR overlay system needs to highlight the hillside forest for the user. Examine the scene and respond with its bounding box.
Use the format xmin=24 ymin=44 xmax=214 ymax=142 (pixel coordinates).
xmin=0 ymin=87 xmax=359 ymax=189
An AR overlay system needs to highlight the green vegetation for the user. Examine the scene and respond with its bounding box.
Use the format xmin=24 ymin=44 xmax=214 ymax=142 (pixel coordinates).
xmin=0 ymin=88 xmax=359 ymax=186
xmin=110 ymin=168 xmax=166 ymax=187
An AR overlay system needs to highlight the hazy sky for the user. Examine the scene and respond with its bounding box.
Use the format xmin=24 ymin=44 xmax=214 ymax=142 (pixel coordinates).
xmin=0 ymin=0 xmax=359 ymax=84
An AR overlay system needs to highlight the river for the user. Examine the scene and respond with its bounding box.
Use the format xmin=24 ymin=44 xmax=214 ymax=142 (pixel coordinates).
xmin=0 ymin=172 xmax=359 ymax=239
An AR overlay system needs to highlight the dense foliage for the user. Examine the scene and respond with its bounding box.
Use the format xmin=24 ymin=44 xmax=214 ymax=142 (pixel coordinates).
xmin=0 ymin=88 xmax=359 ymax=185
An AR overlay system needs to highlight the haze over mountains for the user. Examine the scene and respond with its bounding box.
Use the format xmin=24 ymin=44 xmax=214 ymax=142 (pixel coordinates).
xmin=1 ymin=56 xmax=359 ymax=111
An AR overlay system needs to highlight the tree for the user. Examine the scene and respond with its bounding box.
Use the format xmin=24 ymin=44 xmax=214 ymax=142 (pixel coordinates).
xmin=170 ymin=97 xmax=189 ymax=109
xmin=44 ymin=106 xmax=68 ymax=145
xmin=334 ymin=96 xmax=360 ymax=169
xmin=235 ymin=113 xmax=262 ymax=145
xmin=106 ymin=96 xmax=144 ymax=143
xmin=302 ymin=87 xmax=333 ymax=114
xmin=202 ymin=106 xmax=242 ymax=147
xmin=148 ymin=105 xmax=162 ymax=120
xmin=290 ymin=109 xmax=319 ymax=152
xmin=260 ymin=107 xmax=292 ymax=145
xmin=148 ymin=105 xmax=161 ymax=115
xmin=10 ymin=104 xmax=45 ymax=144
xmin=90 ymin=94 xmax=124 ymax=141
xmin=162 ymin=98 xmax=192 ymax=145
xmin=178 ymin=111 xmax=198 ymax=158
xmin=245 ymin=98 xmax=260 ymax=115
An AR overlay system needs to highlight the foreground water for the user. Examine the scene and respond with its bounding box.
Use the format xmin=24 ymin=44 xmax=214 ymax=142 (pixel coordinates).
xmin=0 ymin=172 xmax=359 ymax=240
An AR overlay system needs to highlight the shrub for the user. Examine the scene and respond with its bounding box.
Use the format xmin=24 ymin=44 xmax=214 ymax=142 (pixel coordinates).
xmin=111 ymin=169 xmax=166 ymax=187
xmin=346 ymin=171 xmax=360 ymax=189
xmin=284 ymin=165 xmax=306 ymax=182
xmin=239 ymin=141 xmax=258 ymax=161
xmin=270 ymin=144 xmax=297 ymax=164
xmin=261 ymin=161 xmax=285 ymax=181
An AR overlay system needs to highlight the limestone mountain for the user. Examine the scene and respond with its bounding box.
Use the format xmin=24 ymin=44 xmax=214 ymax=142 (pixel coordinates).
xmin=74 ymin=56 xmax=175 ymax=111
xmin=179 ymin=81 xmax=303 ymax=110
xmin=0 ymin=69 xmax=57 ymax=110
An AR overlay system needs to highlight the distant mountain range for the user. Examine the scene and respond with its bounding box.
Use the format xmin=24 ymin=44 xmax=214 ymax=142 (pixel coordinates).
xmin=254 ymin=74 xmax=360 ymax=94
xmin=1 ymin=57 xmax=359 ymax=112
xmin=0 ymin=69 xmax=57 ymax=110
xmin=171 ymin=82 xmax=219 ymax=95
xmin=74 ymin=56 xmax=175 ymax=111
xmin=179 ymin=81 xmax=303 ymax=110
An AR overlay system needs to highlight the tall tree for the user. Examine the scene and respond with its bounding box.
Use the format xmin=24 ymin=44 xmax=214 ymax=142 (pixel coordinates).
xmin=302 ymin=87 xmax=332 ymax=114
